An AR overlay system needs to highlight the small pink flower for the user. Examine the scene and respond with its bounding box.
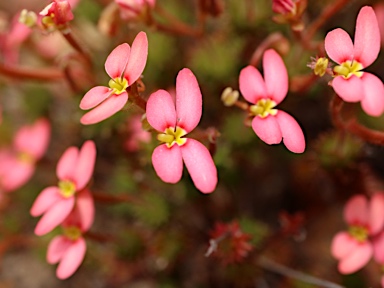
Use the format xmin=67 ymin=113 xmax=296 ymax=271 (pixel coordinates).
xmin=324 ymin=6 xmax=384 ymax=117
xmin=272 ymin=0 xmax=295 ymax=15
xmin=39 ymin=0 xmax=74 ymax=32
xmin=0 ymin=118 xmax=50 ymax=192
xmin=116 ymin=0 xmax=156 ymax=20
xmin=125 ymin=114 xmax=151 ymax=152
xmin=331 ymin=193 xmax=384 ymax=274
xmin=80 ymin=31 xmax=148 ymax=125
xmin=30 ymin=140 xmax=96 ymax=236
xmin=146 ymin=68 xmax=218 ymax=194
xmin=47 ymin=188 xmax=94 ymax=279
xmin=239 ymin=49 xmax=305 ymax=153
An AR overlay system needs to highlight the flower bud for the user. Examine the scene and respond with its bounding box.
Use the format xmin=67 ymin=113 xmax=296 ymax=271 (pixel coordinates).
xmin=221 ymin=87 xmax=239 ymax=107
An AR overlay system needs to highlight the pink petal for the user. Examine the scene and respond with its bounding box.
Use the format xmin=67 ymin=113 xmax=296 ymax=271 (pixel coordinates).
xmin=275 ymin=110 xmax=305 ymax=153
xmin=331 ymin=232 xmax=358 ymax=260
xmin=251 ymin=115 xmax=282 ymax=145
xmin=338 ymin=241 xmax=372 ymax=274
xmin=75 ymin=189 xmax=94 ymax=232
xmin=175 ymin=68 xmax=202 ymax=132
xmin=325 ymin=28 xmax=354 ymax=64
xmin=47 ymin=235 xmax=72 ymax=264
xmin=263 ymin=49 xmax=288 ymax=105
xmin=125 ymin=31 xmax=148 ymax=85
xmin=332 ymin=75 xmax=364 ymax=102
xmin=354 ymin=6 xmax=380 ymax=67
xmin=105 ymin=43 xmax=130 ymax=79
xmin=181 ymin=139 xmax=217 ymax=193
xmin=344 ymin=195 xmax=368 ymax=226
xmin=1 ymin=161 xmax=34 ymax=192
xmin=146 ymin=90 xmax=176 ymax=132
xmin=56 ymin=237 xmax=86 ymax=280
xmin=30 ymin=186 xmax=61 ymax=217
xmin=152 ymin=144 xmax=183 ymax=184
xmin=73 ymin=141 xmax=96 ymax=191
xmin=80 ymin=92 xmax=128 ymax=125
xmin=369 ymin=193 xmax=384 ymax=235
xmin=239 ymin=65 xmax=267 ymax=104
xmin=14 ymin=118 xmax=50 ymax=159
xmin=373 ymin=231 xmax=384 ymax=263
xmin=79 ymin=86 xmax=113 ymax=110
xmin=360 ymin=73 xmax=384 ymax=117
xmin=56 ymin=147 xmax=79 ymax=181
xmin=34 ymin=197 xmax=75 ymax=236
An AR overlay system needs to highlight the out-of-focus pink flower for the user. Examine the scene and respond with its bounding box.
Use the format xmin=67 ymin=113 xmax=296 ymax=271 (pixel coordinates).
xmin=39 ymin=0 xmax=74 ymax=32
xmin=146 ymin=68 xmax=218 ymax=194
xmin=374 ymin=4 xmax=384 ymax=47
xmin=125 ymin=114 xmax=151 ymax=152
xmin=325 ymin=6 xmax=384 ymax=117
xmin=47 ymin=188 xmax=94 ymax=279
xmin=0 ymin=118 xmax=50 ymax=192
xmin=116 ymin=0 xmax=156 ymax=21
xmin=331 ymin=193 xmax=384 ymax=274
xmin=0 ymin=11 xmax=32 ymax=65
xmin=80 ymin=32 xmax=148 ymax=125
xmin=30 ymin=140 xmax=96 ymax=236
xmin=239 ymin=49 xmax=305 ymax=153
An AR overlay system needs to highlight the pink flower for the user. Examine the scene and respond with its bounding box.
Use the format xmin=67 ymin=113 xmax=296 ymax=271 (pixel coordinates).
xmin=324 ymin=6 xmax=384 ymax=117
xmin=146 ymin=68 xmax=218 ymax=194
xmin=80 ymin=32 xmax=148 ymax=125
xmin=125 ymin=114 xmax=151 ymax=152
xmin=272 ymin=0 xmax=295 ymax=15
xmin=116 ymin=0 xmax=156 ymax=20
xmin=47 ymin=188 xmax=94 ymax=279
xmin=331 ymin=193 xmax=384 ymax=274
xmin=239 ymin=49 xmax=305 ymax=153
xmin=0 ymin=118 xmax=50 ymax=192
xmin=39 ymin=0 xmax=74 ymax=32
xmin=30 ymin=140 xmax=96 ymax=236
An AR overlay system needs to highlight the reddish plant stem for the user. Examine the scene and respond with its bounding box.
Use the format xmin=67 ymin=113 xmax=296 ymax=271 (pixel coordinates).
xmin=128 ymin=82 xmax=147 ymax=111
xmin=304 ymin=0 xmax=350 ymax=43
xmin=250 ymin=33 xmax=288 ymax=67
xmin=62 ymin=30 xmax=92 ymax=66
xmin=0 ymin=64 xmax=64 ymax=82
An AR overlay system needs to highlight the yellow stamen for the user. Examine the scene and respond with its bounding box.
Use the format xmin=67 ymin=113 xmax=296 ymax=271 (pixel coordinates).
xmin=157 ymin=126 xmax=187 ymax=148
xmin=58 ymin=180 xmax=76 ymax=198
xmin=17 ymin=152 xmax=34 ymax=164
xmin=314 ymin=57 xmax=329 ymax=77
xmin=63 ymin=226 xmax=82 ymax=241
xmin=348 ymin=225 xmax=368 ymax=243
xmin=250 ymin=99 xmax=277 ymax=118
xmin=333 ymin=60 xmax=363 ymax=79
xmin=109 ymin=77 xmax=128 ymax=95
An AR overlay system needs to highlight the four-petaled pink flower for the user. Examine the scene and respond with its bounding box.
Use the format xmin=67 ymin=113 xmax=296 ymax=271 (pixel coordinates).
xmin=115 ymin=0 xmax=156 ymax=21
xmin=47 ymin=188 xmax=94 ymax=279
xmin=40 ymin=0 xmax=74 ymax=32
xmin=80 ymin=31 xmax=148 ymax=125
xmin=146 ymin=68 xmax=218 ymax=194
xmin=30 ymin=140 xmax=96 ymax=236
xmin=325 ymin=6 xmax=384 ymax=117
xmin=331 ymin=193 xmax=384 ymax=274
xmin=0 ymin=118 xmax=50 ymax=192
xmin=239 ymin=49 xmax=305 ymax=153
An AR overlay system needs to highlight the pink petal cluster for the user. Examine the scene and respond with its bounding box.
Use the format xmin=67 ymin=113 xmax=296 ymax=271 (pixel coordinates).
xmin=80 ymin=32 xmax=148 ymax=125
xmin=331 ymin=193 xmax=384 ymax=274
xmin=146 ymin=68 xmax=218 ymax=194
xmin=39 ymin=0 xmax=74 ymax=31
xmin=239 ymin=49 xmax=305 ymax=153
xmin=30 ymin=140 xmax=96 ymax=236
xmin=324 ymin=6 xmax=384 ymax=117
xmin=0 ymin=118 xmax=50 ymax=192
xmin=272 ymin=0 xmax=296 ymax=15
xmin=115 ymin=0 xmax=156 ymax=21
xmin=47 ymin=188 xmax=94 ymax=279
xmin=124 ymin=114 xmax=151 ymax=152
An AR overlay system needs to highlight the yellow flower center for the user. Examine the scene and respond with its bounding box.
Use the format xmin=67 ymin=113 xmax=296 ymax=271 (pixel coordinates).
xmin=19 ymin=9 xmax=37 ymax=28
xmin=63 ymin=226 xmax=82 ymax=241
xmin=157 ymin=126 xmax=187 ymax=148
xmin=109 ymin=77 xmax=128 ymax=95
xmin=333 ymin=60 xmax=363 ymax=79
xmin=41 ymin=14 xmax=56 ymax=29
xmin=250 ymin=99 xmax=277 ymax=118
xmin=17 ymin=152 xmax=34 ymax=164
xmin=314 ymin=57 xmax=329 ymax=77
xmin=348 ymin=225 xmax=368 ymax=243
xmin=58 ymin=180 xmax=76 ymax=198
